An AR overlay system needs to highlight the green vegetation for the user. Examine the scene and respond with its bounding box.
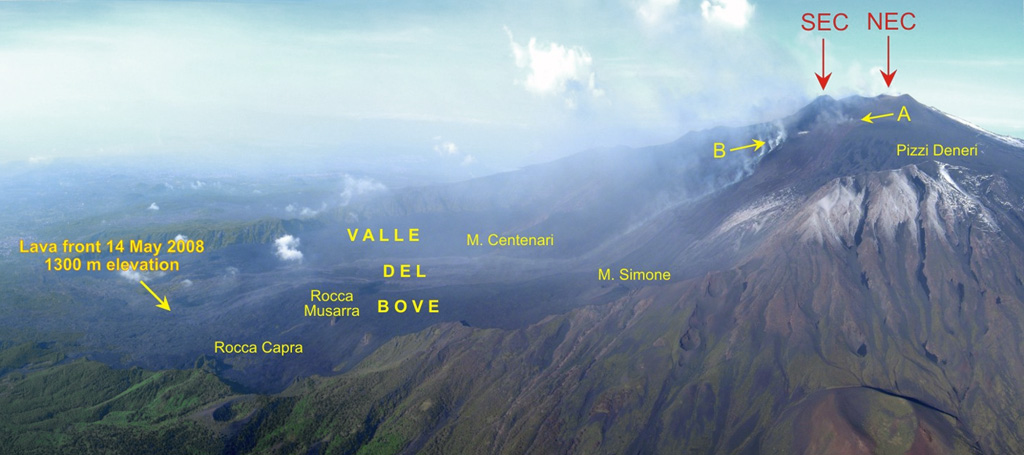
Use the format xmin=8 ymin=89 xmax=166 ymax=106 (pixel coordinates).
xmin=356 ymin=432 xmax=407 ymax=455
xmin=0 ymin=342 xmax=230 ymax=454
xmin=0 ymin=341 xmax=65 ymax=376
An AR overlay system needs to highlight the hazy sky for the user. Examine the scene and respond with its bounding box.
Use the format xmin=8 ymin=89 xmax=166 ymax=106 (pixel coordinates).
xmin=1 ymin=0 xmax=1022 ymax=171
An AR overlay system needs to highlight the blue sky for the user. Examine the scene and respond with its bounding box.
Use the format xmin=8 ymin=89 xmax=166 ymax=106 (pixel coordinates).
xmin=1 ymin=0 xmax=1022 ymax=172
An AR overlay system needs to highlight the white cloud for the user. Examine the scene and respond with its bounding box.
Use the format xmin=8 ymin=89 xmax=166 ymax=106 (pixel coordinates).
xmin=28 ymin=156 xmax=53 ymax=165
xmin=636 ymin=0 xmax=680 ymax=25
xmin=148 ymin=202 xmax=160 ymax=211
xmin=118 ymin=269 xmax=165 ymax=282
xmin=505 ymin=27 xmax=603 ymax=109
xmin=274 ymin=234 xmax=303 ymax=262
xmin=700 ymin=0 xmax=754 ymax=29
xmin=181 ymin=279 xmax=193 ymax=287
xmin=220 ymin=266 xmax=241 ymax=285
xmin=190 ymin=180 xmax=206 ymax=189
xmin=286 ymin=203 xmax=324 ymax=218
xmin=120 ymin=269 xmax=144 ymax=282
xmin=340 ymin=174 xmax=387 ymax=206
xmin=174 ymin=234 xmax=188 ymax=241
xmin=299 ymin=202 xmax=326 ymax=218
xmin=432 ymin=137 xmax=477 ymax=166
xmin=434 ymin=141 xmax=459 ymax=156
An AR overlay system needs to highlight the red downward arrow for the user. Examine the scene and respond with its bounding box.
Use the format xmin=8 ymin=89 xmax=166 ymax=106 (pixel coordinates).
xmin=815 ymin=38 xmax=831 ymax=90
xmin=880 ymin=35 xmax=897 ymax=87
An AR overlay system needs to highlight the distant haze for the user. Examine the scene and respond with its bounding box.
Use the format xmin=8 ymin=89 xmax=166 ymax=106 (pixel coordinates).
xmin=1 ymin=0 xmax=1021 ymax=174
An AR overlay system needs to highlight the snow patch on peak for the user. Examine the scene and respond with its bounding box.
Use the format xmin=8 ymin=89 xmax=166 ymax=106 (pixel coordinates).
xmin=937 ymin=163 xmax=957 ymax=187
xmin=928 ymin=106 xmax=1024 ymax=149
xmin=932 ymin=162 xmax=999 ymax=232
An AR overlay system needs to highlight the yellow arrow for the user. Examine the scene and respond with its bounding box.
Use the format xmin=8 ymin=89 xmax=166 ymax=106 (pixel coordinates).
xmin=140 ymin=280 xmax=171 ymax=311
xmin=861 ymin=112 xmax=894 ymax=124
xmin=729 ymin=139 xmax=766 ymax=152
